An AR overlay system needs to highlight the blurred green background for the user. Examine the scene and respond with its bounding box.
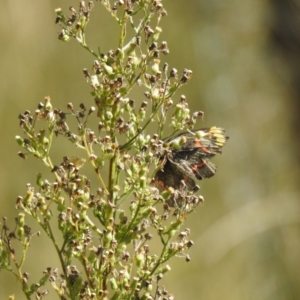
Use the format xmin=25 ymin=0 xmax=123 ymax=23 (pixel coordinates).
xmin=1 ymin=0 xmax=300 ymax=299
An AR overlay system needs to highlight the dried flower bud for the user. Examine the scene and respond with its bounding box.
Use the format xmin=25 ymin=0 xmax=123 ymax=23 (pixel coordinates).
xmin=170 ymin=68 xmax=177 ymax=78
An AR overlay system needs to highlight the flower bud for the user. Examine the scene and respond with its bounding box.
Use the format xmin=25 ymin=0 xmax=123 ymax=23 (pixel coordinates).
xmin=110 ymin=278 xmax=118 ymax=290
xmin=15 ymin=136 xmax=24 ymax=146
xmin=153 ymin=26 xmax=162 ymax=41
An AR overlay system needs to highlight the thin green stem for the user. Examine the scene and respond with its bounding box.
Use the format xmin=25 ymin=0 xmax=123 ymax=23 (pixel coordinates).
xmin=120 ymin=96 xmax=165 ymax=150
xmin=82 ymin=130 xmax=109 ymax=195
xmin=19 ymin=238 xmax=30 ymax=269
xmin=36 ymin=219 xmax=68 ymax=280
xmin=119 ymin=11 xmax=127 ymax=49
xmin=122 ymin=11 xmax=154 ymax=52
xmin=148 ymin=235 xmax=172 ymax=276
xmin=80 ymin=255 xmax=95 ymax=290
xmin=118 ymin=202 xmax=142 ymax=244
xmin=80 ymin=42 xmax=102 ymax=60
xmin=85 ymin=216 xmax=103 ymax=236
xmin=106 ymin=154 xmax=117 ymax=224
xmin=7 ymin=249 xmax=31 ymax=299
xmin=45 ymin=156 xmax=61 ymax=183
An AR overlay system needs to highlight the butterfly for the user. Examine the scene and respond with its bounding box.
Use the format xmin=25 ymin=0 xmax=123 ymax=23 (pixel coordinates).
xmin=152 ymin=127 xmax=228 ymax=192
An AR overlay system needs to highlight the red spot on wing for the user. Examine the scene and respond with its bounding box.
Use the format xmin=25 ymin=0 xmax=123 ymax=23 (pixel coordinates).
xmin=153 ymin=179 xmax=167 ymax=190
xmin=194 ymin=139 xmax=211 ymax=154
xmin=191 ymin=159 xmax=207 ymax=172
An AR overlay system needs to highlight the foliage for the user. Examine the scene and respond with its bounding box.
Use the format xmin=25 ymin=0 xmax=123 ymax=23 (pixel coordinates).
xmin=1 ymin=1 xmax=207 ymax=299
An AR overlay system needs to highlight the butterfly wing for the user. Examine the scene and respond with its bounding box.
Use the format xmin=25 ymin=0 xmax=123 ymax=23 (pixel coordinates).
xmin=153 ymin=159 xmax=198 ymax=192
xmin=153 ymin=127 xmax=228 ymax=192
xmin=171 ymin=149 xmax=217 ymax=180
xmin=167 ymin=127 xmax=228 ymax=156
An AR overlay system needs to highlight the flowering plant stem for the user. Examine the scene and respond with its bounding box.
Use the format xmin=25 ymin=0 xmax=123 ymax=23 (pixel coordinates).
xmin=0 ymin=1 xmax=216 ymax=299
